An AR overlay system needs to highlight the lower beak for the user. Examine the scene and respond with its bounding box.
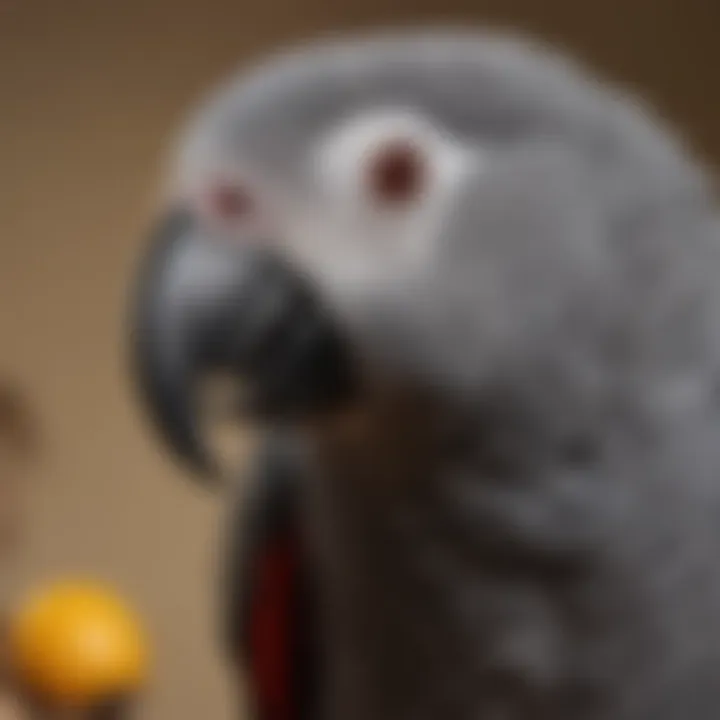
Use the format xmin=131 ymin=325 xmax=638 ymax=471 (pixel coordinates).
xmin=128 ymin=208 xmax=355 ymax=481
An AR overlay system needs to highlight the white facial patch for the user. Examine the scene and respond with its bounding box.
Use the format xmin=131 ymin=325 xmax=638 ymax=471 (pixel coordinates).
xmin=296 ymin=108 xmax=484 ymax=294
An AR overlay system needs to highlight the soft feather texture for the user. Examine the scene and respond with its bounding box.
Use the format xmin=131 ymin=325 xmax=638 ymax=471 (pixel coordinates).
xmin=174 ymin=31 xmax=720 ymax=720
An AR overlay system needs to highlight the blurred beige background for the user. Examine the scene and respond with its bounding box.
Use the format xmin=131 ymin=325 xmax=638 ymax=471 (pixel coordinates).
xmin=1 ymin=1 xmax=719 ymax=718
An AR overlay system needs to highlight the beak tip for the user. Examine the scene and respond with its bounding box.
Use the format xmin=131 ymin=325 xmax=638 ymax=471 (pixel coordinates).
xmin=128 ymin=210 xmax=224 ymax=485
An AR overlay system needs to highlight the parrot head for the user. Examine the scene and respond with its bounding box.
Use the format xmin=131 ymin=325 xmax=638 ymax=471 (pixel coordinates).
xmin=130 ymin=30 xmax=705 ymax=479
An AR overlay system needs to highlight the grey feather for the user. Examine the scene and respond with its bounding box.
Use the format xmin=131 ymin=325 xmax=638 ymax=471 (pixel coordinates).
xmin=172 ymin=30 xmax=720 ymax=720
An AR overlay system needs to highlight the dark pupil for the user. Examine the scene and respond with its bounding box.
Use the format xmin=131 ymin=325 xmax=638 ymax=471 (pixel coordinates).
xmin=369 ymin=142 xmax=424 ymax=203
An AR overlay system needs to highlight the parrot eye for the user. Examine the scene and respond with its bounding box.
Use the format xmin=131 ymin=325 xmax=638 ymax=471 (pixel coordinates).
xmin=364 ymin=139 xmax=428 ymax=206
xmin=314 ymin=110 xmax=443 ymax=214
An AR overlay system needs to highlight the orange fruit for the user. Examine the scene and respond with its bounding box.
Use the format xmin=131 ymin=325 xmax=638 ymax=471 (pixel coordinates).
xmin=8 ymin=581 xmax=150 ymax=708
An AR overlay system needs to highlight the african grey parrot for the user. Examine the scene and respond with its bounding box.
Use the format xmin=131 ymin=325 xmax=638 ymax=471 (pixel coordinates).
xmin=129 ymin=29 xmax=720 ymax=720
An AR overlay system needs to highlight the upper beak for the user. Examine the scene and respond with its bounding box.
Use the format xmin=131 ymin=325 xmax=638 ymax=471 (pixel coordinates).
xmin=128 ymin=208 xmax=355 ymax=482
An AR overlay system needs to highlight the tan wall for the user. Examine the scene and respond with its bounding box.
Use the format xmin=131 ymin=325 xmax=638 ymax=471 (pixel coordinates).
xmin=1 ymin=1 xmax=718 ymax=718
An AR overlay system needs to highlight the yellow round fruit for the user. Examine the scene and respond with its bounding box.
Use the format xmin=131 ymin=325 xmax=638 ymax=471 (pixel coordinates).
xmin=7 ymin=581 xmax=150 ymax=708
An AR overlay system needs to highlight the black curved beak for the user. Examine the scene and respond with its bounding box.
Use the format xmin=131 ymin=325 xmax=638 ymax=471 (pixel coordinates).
xmin=128 ymin=209 xmax=355 ymax=480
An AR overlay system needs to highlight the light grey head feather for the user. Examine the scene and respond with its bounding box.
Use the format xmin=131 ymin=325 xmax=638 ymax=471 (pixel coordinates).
xmin=172 ymin=31 xmax=720 ymax=720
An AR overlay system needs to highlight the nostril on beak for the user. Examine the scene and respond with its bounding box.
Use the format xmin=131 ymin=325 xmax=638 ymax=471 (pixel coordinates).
xmin=192 ymin=180 xmax=267 ymax=238
xmin=208 ymin=184 xmax=257 ymax=220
